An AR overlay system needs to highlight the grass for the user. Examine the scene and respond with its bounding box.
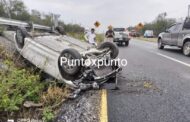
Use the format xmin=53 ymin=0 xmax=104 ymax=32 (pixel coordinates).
xmin=68 ymin=32 xmax=105 ymax=44
xmin=68 ymin=32 xmax=85 ymax=41
xmin=0 ymin=44 xmax=70 ymax=121
xmin=96 ymin=33 xmax=104 ymax=43
xmin=136 ymin=37 xmax=158 ymax=43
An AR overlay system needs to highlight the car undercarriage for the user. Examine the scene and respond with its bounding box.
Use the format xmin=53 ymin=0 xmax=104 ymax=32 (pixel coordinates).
xmin=13 ymin=27 xmax=122 ymax=98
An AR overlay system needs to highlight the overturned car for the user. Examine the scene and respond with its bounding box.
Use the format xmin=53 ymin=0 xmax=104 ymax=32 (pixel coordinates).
xmin=14 ymin=26 xmax=122 ymax=90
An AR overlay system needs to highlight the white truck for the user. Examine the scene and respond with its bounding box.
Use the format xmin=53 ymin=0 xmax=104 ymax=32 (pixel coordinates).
xmin=113 ymin=28 xmax=130 ymax=46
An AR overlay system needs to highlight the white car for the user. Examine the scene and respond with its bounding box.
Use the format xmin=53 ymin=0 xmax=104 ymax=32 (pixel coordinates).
xmin=14 ymin=27 xmax=121 ymax=89
xmin=144 ymin=30 xmax=154 ymax=38
xmin=113 ymin=28 xmax=130 ymax=46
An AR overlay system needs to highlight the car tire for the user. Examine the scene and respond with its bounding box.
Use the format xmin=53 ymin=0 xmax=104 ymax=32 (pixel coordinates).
xmin=15 ymin=27 xmax=30 ymax=52
xmin=158 ymin=38 xmax=164 ymax=49
xmin=125 ymin=41 xmax=129 ymax=46
xmin=98 ymin=41 xmax=119 ymax=59
xmin=183 ymin=41 xmax=190 ymax=56
xmin=58 ymin=48 xmax=82 ymax=80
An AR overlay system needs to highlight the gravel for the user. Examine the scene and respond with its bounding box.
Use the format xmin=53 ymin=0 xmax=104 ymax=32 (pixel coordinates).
xmin=55 ymin=90 xmax=100 ymax=122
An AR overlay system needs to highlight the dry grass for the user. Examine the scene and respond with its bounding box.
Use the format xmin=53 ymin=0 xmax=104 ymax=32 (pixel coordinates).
xmin=0 ymin=44 xmax=12 ymax=59
xmin=40 ymin=85 xmax=70 ymax=108
xmin=143 ymin=82 xmax=153 ymax=89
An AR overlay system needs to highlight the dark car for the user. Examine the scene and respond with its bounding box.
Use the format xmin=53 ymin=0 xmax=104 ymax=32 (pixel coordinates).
xmin=158 ymin=18 xmax=190 ymax=56
xmin=129 ymin=30 xmax=140 ymax=37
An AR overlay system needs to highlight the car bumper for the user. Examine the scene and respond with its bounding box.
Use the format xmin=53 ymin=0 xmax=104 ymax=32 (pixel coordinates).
xmin=113 ymin=38 xmax=130 ymax=42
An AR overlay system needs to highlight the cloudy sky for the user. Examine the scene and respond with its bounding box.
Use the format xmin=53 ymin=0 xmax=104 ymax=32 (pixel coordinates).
xmin=23 ymin=0 xmax=190 ymax=32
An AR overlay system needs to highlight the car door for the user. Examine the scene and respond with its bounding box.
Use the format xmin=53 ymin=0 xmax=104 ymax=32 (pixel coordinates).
xmin=162 ymin=32 xmax=170 ymax=44
xmin=162 ymin=25 xmax=176 ymax=44
xmin=171 ymin=23 xmax=182 ymax=45
xmin=178 ymin=20 xmax=190 ymax=46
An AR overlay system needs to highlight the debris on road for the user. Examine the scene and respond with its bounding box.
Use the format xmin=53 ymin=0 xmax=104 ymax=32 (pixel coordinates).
xmin=143 ymin=81 xmax=153 ymax=89
xmin=55 ymin=90 xmax=100 ymax=122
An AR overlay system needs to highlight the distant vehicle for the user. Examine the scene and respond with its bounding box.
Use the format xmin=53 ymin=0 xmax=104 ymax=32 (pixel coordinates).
xmin=113 ymin=28 xmax=130 ymax=46
xmin=144 ymin=30 xmax=154 ymax=38
xmin=158 ymin=18 xmax=190 ymax=56
xmin=129 ymin=30 xmax=140 ymax=37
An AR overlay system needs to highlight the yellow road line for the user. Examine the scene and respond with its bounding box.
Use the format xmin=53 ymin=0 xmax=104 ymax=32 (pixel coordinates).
xmin=100 ymin=89 xmax=108 ymax=122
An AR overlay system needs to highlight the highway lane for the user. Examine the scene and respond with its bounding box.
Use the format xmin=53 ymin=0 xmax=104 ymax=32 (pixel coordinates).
xmin=108 ymin=39 xmax=190 ymax=122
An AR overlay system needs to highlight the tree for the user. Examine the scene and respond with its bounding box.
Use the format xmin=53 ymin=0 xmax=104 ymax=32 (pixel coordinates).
xmin=0 ymin=0 xmax=11 ymax=17
xmin=58 ymin=21 xmax=84 ymax=33
xmin=0 ymin=2 xmax=6 ymax=17
xmin=42 ymin=14 xmax=53 ymax=26
xmin=30 ymin=9 xmax=42 ymax=24
xmin=140 ymin=12 xmax=176 ymax=36
xmin=8 ymin=0 xmax=30 ymax=21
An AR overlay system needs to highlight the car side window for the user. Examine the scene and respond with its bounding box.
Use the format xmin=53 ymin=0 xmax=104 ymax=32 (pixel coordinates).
xmin=168 ymin=25 xmax=176 ymax=32
xmin=173 ymin=23 xmax=182 ymax=32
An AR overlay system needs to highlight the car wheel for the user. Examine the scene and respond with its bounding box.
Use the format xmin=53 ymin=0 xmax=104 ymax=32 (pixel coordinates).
xmin=158 ymin=38 xmax=164 ymax=49
xmin=125 ymin=41 xmax=129 ymax=46
xmin=98 ymin=41 xmax=119 ymax=59
xmin=15 ymin=27 xmax=30 ymax=51
xmin=183 ymin=41 xmax=190 ymax=56
xmin=58 ymin=48 xmax=82 ymax=80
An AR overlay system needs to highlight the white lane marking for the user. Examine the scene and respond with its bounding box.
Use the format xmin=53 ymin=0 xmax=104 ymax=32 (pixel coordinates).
xmin=156 ymin=53 xmax=190 ymax=68
xmin=133 ymin=39 xmax=190 ymax=67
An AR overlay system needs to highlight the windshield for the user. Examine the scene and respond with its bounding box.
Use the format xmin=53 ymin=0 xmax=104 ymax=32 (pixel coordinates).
xmin=113 ymin=28 xmax=125 ymax=32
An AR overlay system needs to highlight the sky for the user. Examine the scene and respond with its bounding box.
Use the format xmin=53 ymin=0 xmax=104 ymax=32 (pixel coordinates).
xmin=23 ymin=0 xmax=190 ymax=32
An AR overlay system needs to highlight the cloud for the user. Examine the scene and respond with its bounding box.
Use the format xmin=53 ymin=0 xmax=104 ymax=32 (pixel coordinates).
xmin=23 ymin=0 xmax=190 ymax=32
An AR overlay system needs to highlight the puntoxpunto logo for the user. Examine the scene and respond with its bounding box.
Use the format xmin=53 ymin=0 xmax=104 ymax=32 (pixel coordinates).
xmin=60 ymin=57 xmax=128 ymax=68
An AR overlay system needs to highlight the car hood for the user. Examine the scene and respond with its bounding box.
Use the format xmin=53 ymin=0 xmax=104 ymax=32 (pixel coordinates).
xmin=114 ymin=32 xmax=128 ymax=38
xmin=158 ymin=32 xmax=166 ymax=37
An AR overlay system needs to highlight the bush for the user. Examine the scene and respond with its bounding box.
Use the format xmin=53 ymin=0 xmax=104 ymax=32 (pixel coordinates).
xmin=0 ymin=59 xmax=44 ymax=111
xmin=0 ymin=26 xmax=5 ymax=35
xmin=42 ymin=107 xmax=54 ymax=122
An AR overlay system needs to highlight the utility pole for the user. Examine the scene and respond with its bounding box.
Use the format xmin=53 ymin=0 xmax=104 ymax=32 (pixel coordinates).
xmin=51 ymin=14 xmax=60 ymax=31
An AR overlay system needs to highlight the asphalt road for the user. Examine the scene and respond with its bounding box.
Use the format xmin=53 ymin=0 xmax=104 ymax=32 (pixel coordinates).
xmin=108 ymin=39 xmax=190 ymax=122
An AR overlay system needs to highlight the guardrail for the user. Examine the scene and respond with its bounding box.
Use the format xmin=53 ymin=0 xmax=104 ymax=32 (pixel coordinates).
xmin=0 ymin=17 xmax=52 ymax=31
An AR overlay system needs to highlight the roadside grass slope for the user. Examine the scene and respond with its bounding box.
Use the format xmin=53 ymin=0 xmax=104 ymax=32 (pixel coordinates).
xmin=0 ymin=44 xmax=69 ymax=122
